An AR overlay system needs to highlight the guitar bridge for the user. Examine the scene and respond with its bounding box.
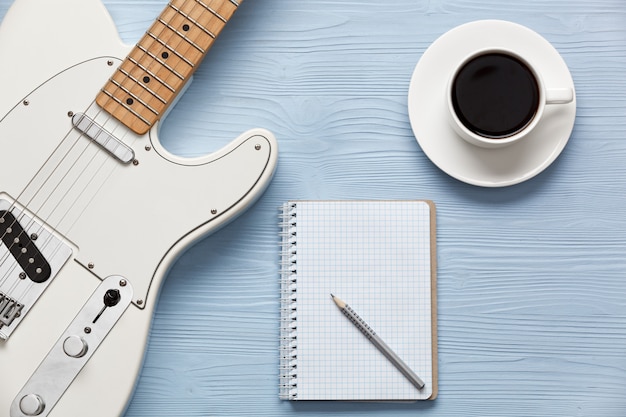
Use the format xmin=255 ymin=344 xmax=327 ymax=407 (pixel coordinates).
xmin=0 ymin=198 xmax=72 ymax=341
xmin=0 ymin=292 xmax=23 ymax=327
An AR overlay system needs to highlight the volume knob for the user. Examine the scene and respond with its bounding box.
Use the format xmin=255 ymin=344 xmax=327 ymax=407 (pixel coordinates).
xmin=19 ymin=394 xmax=45 ymax=416
xmin=63 ymin=335 xmax=88 ymax=358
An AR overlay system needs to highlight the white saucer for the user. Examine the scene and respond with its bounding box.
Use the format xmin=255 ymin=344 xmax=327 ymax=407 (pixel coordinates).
xmin=407 ymin=20 xmax=576 ymax=187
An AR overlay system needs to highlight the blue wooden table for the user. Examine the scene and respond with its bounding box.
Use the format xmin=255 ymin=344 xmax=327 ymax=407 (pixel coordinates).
xmin=2 ymin=0 xmax=624 ymax=415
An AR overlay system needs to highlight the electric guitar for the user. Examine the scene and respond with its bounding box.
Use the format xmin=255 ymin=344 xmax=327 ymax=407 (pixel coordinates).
xmin=0 ymin=0 xmax=277 ymax=416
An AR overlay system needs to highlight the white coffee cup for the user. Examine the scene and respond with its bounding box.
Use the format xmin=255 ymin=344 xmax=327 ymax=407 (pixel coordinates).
xmin=446 ymin=48 xmax=573 ymax=148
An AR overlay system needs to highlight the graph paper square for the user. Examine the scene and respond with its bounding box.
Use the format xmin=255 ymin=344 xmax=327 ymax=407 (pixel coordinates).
xmin=279 ymin=200 xmax=437 ymax=401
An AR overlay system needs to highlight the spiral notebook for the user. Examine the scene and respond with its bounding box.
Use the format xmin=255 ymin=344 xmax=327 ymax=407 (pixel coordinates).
xmin=279 ymin=200 xmax=437 ymax=401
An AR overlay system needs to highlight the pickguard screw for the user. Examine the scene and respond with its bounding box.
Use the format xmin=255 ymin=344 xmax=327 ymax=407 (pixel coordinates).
xmin=68 ymin=111 xmax=74 ymax=117
xmin=107 ymin=60 xmax=114 ymax=66
xmin=211 ymin=209 xmax=217 ymax=215
xmin=84 ymin=327 xmax=92 ymax=334
xmin=119 ymin=279 xmax=127 ymax=287
xmin=255 ymin=144 xmax=261 ymax=150
xmin=136 ymin=299 xmax=144 ymax=306
xmin=23 ymin=100 xmax=29 ymax=106
xmin=88 ymin=262 xmax=95 ymax=269
xmin=145 ymin=145 xmax=151 ymax=151
xmin=133 ymin=159 xmax=139 ymax=166
xmin=30 ymin=233 xmax=38 ymax=241
xmin=19 ymin=272 xmax=26 ymax=280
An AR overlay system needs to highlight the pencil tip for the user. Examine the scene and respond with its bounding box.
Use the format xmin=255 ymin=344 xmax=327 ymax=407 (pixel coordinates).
xmin=331 ymin=294 xmax=346 ymax=309
xmin=330 ymin=293 xmax=334 ymax=298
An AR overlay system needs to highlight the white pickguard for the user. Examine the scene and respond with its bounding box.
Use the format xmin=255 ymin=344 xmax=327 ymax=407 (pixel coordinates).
xmin=0 ymin=1 xmax=278 ymax=416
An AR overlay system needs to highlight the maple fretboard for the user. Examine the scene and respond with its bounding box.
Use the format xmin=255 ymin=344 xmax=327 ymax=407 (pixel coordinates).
xmin=96 ymin=0 xmax=241 ymax=135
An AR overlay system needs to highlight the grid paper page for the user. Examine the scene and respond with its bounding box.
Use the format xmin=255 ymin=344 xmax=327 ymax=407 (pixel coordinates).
xmin=288 ymin=200 xmax=434 ymax=400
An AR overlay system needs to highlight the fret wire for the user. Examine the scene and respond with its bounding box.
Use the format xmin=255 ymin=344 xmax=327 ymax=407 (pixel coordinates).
xmin=157 ymin=18 xmax=206 ymax=54
xmin=146 ymin=31 xmax=195 ymax=68
xmin=194 ymin=0 xmax=228 ymax=23
xmin=168 ymin=3 xmax=217 ymax=40
xmin=99 ymin=89 xmax=153 ymax=127
xmin=97 ymin=0 xmax=242 ymax=135
xmin=136 ymin=44 xmax=185 ymax=80
xmin=117 ymin=67 xmax=168 ymax=105
xmin=127 ymin=56 xmax=177 ymax=93
xmin=108 ymin=78 xmax=160 ymax=116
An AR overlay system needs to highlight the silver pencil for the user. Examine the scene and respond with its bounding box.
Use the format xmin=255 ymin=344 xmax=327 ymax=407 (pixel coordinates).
xmin=331 ymin=294 xmax=425 ymax=390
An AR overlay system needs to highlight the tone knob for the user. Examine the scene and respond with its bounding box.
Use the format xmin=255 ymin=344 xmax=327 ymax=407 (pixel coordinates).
xmin=19 ymin=394 xmax=45 ymax=416
xmin=63 ymin=335 xmax=88 ymax=358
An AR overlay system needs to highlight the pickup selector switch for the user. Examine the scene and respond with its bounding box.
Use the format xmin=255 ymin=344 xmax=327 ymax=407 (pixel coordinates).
xmin=103 ymin=289 xmax=121 ymax=307
xmin=63 ymin=335 xmax=88 ymax=358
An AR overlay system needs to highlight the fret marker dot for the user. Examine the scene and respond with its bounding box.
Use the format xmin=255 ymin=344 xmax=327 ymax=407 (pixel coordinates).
xmin=126 ymin=98 xmax=134 ymax=105
xmin=161 ymin=51 xmax=169 ymax=59
xmin=183 ymin=24 xmax=190 ymax=31
xmin=143 ymin=76 xmax=150 ymax=83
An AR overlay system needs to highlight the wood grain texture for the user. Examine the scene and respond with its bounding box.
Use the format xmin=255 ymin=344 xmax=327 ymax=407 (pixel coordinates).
xmin=2 ymin=0 xmax=626 ymax=416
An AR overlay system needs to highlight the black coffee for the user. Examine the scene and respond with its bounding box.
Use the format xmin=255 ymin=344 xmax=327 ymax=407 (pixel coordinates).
xmin=451 ymin=53 xmax=540 ymax=139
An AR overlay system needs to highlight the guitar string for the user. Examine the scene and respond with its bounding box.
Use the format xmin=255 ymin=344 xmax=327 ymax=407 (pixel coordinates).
xmin=0 ymin=0 xmax=190 ymax=298
xmin=0 ymin=90 xmax=151 ymax=305
xmin=0 ymin=0 xmax=207 ymax=269
xmin=30 ymin=0 xmax=225 ymax=239
xmin=99 ymin=0 xmax=213 ymax=136
xmin=0 ymin=99 xmax=120 ymax=301
xmin=0 ymin=0 xmax=223 ymax=309
xmin=0 ymin=0 xmax=232 ymax=308
xmin=31 ymin=0 xmax=215 ymax=233
xmin=0 ymin=102 xmax=97 ymax=292
xmin=0 ymin=0 xmax=207 ymax=255
xmin=0 ymin=0 xmax=185 ymax=301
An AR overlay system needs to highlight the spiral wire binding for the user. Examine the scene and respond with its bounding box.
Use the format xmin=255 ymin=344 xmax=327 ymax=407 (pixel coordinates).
xmin=279 ymin=203 xmax=298 ymax=400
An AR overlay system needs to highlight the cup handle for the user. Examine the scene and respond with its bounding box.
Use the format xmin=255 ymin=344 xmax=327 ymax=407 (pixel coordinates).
xmin=546 ymin=88 xmax=574 ymax=104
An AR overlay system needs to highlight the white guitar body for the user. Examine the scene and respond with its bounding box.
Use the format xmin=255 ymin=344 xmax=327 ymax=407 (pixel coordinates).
xmin=0 ymin=1 xmax=277 ymax=416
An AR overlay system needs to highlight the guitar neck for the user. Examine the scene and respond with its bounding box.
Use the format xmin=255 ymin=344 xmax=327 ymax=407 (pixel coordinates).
xmin=96 ymin=0 xmax=242 ymax=135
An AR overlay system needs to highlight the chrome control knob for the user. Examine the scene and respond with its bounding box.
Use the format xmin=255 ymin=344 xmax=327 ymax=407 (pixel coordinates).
xmin=63 ymin=335 xmax=88 ymax=358
xmin=19 ymin=394 xmax=45 ymax=416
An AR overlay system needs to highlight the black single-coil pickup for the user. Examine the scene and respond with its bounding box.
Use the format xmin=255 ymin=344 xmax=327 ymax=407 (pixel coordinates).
xmin=0 ymin=210 xmax=51 ymax=283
